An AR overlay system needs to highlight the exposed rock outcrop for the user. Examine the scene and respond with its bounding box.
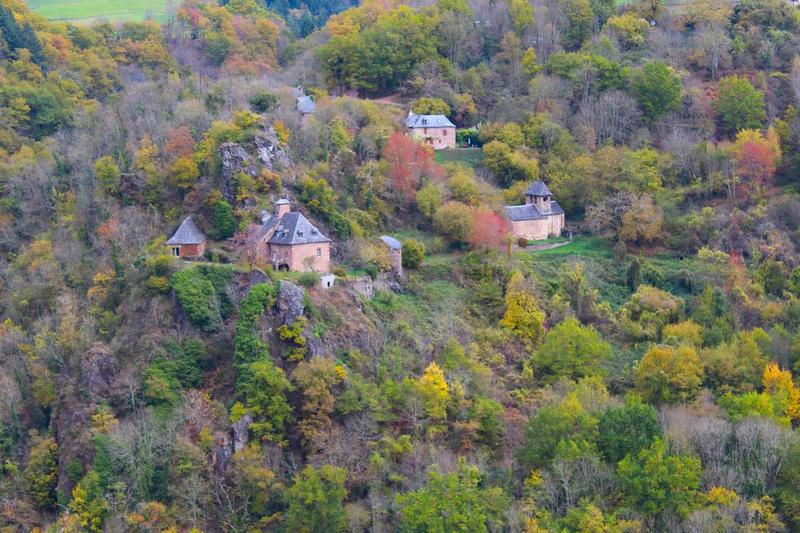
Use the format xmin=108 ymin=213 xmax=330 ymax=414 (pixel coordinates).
xmin=231 ymin=413 xmax=253 ymax=453
xmin=219 ymin=142 xmax=257 ymax=205
xmin=276 ymin=281 xmax=305 ymax=325
xmin=219 ymin=125 xmax=293 ymax=206
xmin=212 ymin=431 xmax=233 ymax=475
xmin=80 ymin=342 xmax=118 ymax=403
xmin=254 ymin=127 xmax=291 ymax=170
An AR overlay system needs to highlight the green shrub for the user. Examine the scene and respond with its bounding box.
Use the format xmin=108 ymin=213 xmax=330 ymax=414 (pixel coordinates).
xmin=277 ymin=317 xmax=308 ymax=361
xmin=171 ymin=266 xmax=234 ymax=331
xmin=402 ymin=238 xmax=426 ymax=269
xmin=249 ymin=91 xmax=278 ymax=113
xmin=212 ymin=199 xmax=236 ymax=240
xmin=298 ymin=271 xmax=320 ymax=288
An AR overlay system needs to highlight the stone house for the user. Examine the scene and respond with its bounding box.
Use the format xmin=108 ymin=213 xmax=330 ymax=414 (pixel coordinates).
xmin=165 ymin=217 xmax=207 ymax=258
xmin=406 ymin=112 xmax=456 ymax=149
xmin=294 ymin=86 xmax=316 ymax=115
xmin=504 ymin=181 xmax=565 ymax=241
xmin=255 ymin=199 xmax=332 ymax=272
xmin=380 ymin=235 xmax=403 ymax=277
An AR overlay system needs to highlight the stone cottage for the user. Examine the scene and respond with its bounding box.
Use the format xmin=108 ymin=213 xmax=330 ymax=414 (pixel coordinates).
xmin=165 ymin=216 xmax=207 ymax=258
xmin=255 ymin=199 xmax=331 ymax=272
xmin=406 ymin=111 xmax=456 ymax=149
xmin=504 ymin=181 xmax=565 ymax=241
xmin=380 ymin=235 xmax=403 ymax=277
xmin=294 ymin=86 xmax=316 ymax=115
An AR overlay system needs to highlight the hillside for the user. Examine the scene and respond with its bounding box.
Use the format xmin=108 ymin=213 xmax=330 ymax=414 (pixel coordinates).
xmin=2 ymin=0 xmax=800 ymax=531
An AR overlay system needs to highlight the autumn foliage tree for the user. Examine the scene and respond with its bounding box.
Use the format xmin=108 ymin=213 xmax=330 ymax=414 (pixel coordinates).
xmin=468 ymin=208 xmax=510 ymax=250
xmin=383 ymin=132 xmax=443 ymax=206
xmin=732 ymin=128 xmax=781 ymax=196
xmin=501 ymin=271 xmax=545 ymax=347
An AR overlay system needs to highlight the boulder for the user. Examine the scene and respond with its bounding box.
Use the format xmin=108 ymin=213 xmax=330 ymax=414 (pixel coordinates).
xmin=276 ymin=281 xmax=305 ymax=325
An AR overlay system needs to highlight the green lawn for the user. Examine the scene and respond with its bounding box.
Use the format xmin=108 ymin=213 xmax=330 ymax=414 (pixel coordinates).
xmin=434 ymin=148 xmax=483 ymax=168
xmin=27 ymin=0 xmax=170 ymax=23
xmin=521 ymin=236 xmax=613 ymax=259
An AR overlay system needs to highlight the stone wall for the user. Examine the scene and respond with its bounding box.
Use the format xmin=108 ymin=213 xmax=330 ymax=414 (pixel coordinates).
xmin=177 ymin=242 xmax=206 ymax=258
xmin=510 ymin=213 xmax=564 ymax=241
xmin=408 ymin=127 xmax=456 ymax=149
xmin=270 ymin=242 xmax=331 ymax=273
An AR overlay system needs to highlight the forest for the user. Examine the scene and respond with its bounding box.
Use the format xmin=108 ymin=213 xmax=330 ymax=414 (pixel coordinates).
xmin=1 ymin=0 xmax=800 ymax=530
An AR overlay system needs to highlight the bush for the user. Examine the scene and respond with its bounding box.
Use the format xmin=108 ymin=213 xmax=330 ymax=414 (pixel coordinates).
xmin=249 ymin=91 xmax=278 ymax=113
xmin=212 ymin=199 xmax=236 ymax=240
xmin=517 ymin=237 xmax=529 ymax=248
xmin=402 ymin=239 xmax=425 ymax=269
xmin=298 ymin=271 xmax=320 ymax=288
xmin=171 ymin=266 xmax=233 ymax=331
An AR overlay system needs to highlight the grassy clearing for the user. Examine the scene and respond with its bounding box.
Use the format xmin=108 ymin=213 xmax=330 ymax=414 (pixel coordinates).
xmin=27 ymin=0 xmax=170 ymax=23
xmin=435 ymin=148 xmax=484 ymax=168
xmin=521 ymin=236 xmax=614 ymax=259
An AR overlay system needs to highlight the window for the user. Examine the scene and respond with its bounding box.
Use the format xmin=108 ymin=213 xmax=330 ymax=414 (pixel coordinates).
xmin=316 ymin=248 xmax=322 ymax=257
xmin=172 ymin=247 xmax=180 ymax=256
xmin=442 ymin=129 xmax=448 ymax=135
xmin=423 ymin=127 xmax=428 ymax=134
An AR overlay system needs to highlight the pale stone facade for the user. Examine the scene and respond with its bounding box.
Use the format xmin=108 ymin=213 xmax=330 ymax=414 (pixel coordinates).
xmin=380 ymin=236 xmax=403 ymax=277
xmin=505 ymin=182 xmax=565 ymax=241
xmin=268 ymin=242 xmax=331 ymax=273
xmin=406 ymin=112 xmax=456 ymax=149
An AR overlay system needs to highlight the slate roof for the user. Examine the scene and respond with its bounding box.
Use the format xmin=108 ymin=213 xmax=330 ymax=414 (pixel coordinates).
xmin=505 ymin=201 xmax=564 ymax=221
xmin=405 ymin=113 xmax=456 ymax=129
xmin=380 ymin=235 xmax=402 ymax=250
xmin=267 ymin=212 xmax=331 ymax=245
xmin=525 ymin=181 xmax=552 ymax=197
xmin=297 ymin=95 xmax=316 ymax=114
xmin=166 ymin=217 xmax=206 ymax=245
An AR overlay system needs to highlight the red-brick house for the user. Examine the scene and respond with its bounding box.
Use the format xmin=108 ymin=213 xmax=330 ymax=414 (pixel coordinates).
xmin=255 ymin=199 xmax=332 ymax=272
xmin=165 ymin=216 xmax=207 ymax=258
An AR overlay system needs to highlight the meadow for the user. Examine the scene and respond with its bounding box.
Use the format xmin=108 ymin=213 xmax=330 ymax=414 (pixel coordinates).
xmin=26 ymin=0 xmax=170 ymax=23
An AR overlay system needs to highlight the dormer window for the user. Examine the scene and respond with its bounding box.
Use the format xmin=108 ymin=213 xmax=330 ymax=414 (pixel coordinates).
xmin=422 ymin=118 xmax=427 ymax=125
xmin=297 ymin=230 xmax=304 ymax=237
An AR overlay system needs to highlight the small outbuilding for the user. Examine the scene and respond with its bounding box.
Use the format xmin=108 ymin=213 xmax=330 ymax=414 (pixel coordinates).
xmin=380 ymin=235 xmax=403 ymax=277
xmin=165 ymin=216 xmax=207 ymax=258
xmin=320 ymin=274 xmax=336 ymax=289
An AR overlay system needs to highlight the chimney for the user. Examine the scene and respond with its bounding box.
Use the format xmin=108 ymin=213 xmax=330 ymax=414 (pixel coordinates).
xmin=275 ymin=199 xmax=291 ymax=218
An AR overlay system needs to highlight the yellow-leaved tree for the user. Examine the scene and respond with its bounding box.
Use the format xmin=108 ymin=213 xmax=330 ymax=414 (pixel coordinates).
xmin=501 ymin=272 xmax=545 ymax=348
xmin=762 ymin=362 xmax=800 ymax=424
xmin=418 ymin=362 xmax=450 ymax=421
